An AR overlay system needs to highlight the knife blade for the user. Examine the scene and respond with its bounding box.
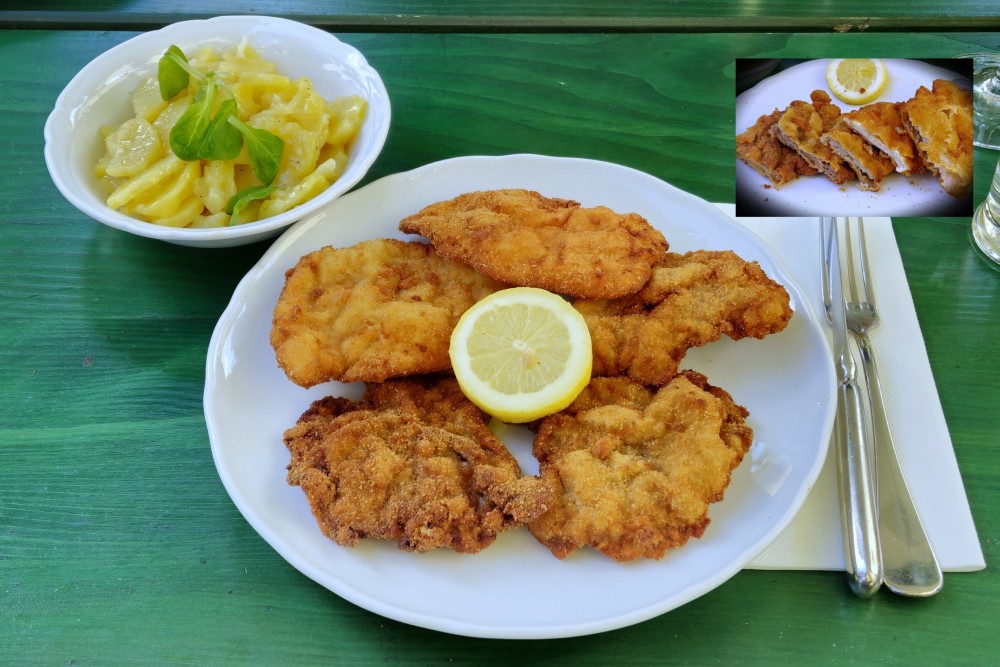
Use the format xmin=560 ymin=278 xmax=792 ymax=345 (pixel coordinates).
xmin=822 ymin=216 xmax=883 ymax=597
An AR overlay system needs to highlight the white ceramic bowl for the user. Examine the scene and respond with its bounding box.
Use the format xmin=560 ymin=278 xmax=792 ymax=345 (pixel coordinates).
xmin=44 ymin=15 xmax=391 ymax=247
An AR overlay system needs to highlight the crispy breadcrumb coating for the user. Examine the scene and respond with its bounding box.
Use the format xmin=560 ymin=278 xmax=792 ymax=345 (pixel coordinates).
xmin=529 ymin=372 xmax=753 ymax=561
xmin=284 ymin=377 xmax=551 ymax=553
xmin=576 ymin=250 xmax=792 ymax=386
xmin=270 ymin=239 xmax=504 ymax=387
xmin=399 ymin=189 xmax=668 ymax=299
xmin=902 ymin=78 xmax=973 ymax=198
xmin=736 ymin=108 xmax=819 ymax=186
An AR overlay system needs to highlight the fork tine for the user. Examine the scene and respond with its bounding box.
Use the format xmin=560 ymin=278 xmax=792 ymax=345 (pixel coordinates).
xmin=856 ymin=217 xmax=874 ymax=306
xmin=844 ymin=217 xmax=862 ymax=306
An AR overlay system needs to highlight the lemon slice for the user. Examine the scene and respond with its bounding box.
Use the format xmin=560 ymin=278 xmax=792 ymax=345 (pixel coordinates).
xmin=449 ymin=287 xmax=592 ymax=423
xmin=825 ymin=58 xmax=888 ymax=105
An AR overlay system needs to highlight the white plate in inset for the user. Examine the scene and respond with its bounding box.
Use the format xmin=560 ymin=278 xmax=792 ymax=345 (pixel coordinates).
xmin=735 ymin=58 xmax=972 ymax=217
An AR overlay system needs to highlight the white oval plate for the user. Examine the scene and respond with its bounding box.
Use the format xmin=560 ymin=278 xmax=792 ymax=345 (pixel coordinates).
xmin=204 ymin=154 xmax=836 ymax=639
xmin=735 ymin=58 xmax=972 ymax=217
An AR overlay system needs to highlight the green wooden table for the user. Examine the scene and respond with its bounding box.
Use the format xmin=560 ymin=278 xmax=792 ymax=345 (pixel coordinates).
xmin=2 ymin=1 xmax=999 ymax=31
xmin=1 ymin=9 xmax=998 ymax=665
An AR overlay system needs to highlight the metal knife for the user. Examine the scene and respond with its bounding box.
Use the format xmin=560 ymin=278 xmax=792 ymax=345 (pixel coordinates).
xmin=823 ymin=217 xmax=883 ymax=597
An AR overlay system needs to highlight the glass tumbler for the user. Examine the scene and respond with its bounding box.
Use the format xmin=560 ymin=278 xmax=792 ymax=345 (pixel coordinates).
xmin=973 ymin=54 xmax=1000 ymax=150
xmin=973 ymin=158 xmax=1000 ymax=266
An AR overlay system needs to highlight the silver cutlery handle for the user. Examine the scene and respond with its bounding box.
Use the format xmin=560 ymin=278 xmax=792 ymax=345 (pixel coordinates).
xmin=856 ymin=337 xmax=944 ymax=596
xmin=835 ymin=370 xmax=883 ymax=597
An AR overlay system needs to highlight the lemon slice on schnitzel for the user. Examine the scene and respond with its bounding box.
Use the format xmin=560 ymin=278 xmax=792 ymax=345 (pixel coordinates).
xmin=826 ymin=58 xmax=888 ymax=105
xmin=449 ymin=287 xmax=592 ymax=423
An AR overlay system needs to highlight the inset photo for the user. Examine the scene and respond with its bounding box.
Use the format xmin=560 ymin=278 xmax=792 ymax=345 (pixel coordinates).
xmin=735 ymin=58 xmax=973 ymax=218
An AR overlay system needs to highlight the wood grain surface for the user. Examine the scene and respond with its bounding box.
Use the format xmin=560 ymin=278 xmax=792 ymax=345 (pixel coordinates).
xmin=2 ymin=2 xmax=999 ymax=31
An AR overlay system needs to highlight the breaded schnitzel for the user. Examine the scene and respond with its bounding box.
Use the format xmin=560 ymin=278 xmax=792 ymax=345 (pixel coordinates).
xmin=771 ymin=90 xmax=856 ymax=185
xmin=575 ymin=250 xmax=792 ymax=386
xmin=270 ymin=239 xmax=505 ymax=387
xmin=284 ymin=376 xmax=551 ymax=553
xmin=839 ymin=101 xmax=925 ymax=176
xmin=820 ymin=117 xmax=896 ymax=192
xmin=736 ymin=108 xmax=819 ymax=187
xmin=398 ymin=189 xmax=668 ymax=299
xmin=902 ymin=78 xmax=973 ymax=198
xmin=528 ymin=372 xmax=753 ymax=561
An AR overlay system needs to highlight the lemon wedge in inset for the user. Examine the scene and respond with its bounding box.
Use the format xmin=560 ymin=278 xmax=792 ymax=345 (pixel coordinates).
xmin=449 ymin=287 xmax=592 ymax=423
xmin=825 ymin=58 xmax=888 ymax=105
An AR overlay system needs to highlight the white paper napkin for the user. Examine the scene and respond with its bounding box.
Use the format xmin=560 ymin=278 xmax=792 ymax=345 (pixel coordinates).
xmin=712 ymin=206 xmax=985 ymax=572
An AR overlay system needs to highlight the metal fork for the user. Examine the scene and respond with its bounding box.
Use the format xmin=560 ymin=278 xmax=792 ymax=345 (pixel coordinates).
xmin=824 ymin=216 xmax=943 ymax=597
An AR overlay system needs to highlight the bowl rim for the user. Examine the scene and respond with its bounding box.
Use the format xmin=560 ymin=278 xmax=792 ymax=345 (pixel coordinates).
xmin=43 ymin=14 xmax=391 ymax=244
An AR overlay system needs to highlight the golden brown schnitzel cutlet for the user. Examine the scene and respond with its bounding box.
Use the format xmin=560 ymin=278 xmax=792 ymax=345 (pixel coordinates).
xmin=575 ymin=250 xmax=793 ymax=386
xmin=398 ymin=188 xmax=668 ymax=299
xmin=284 ymin=376 xmax=551 ymax=554
xmin=771 ymin=90 xmax=856 ymax=185
xmin=901 ymin=78 xmax=973 ymax=198
xmin=528 ymin=372 xmax=754 ymax=562
xmin=839 ymin=101 xmax=925 ymax=176
xmin=736 ymin=108 xmax=819 ymax=187
xmin=270 ymin=238 xmax=505 ymax=387
xmin=820 ymin=117 xmax=896 ymax=192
